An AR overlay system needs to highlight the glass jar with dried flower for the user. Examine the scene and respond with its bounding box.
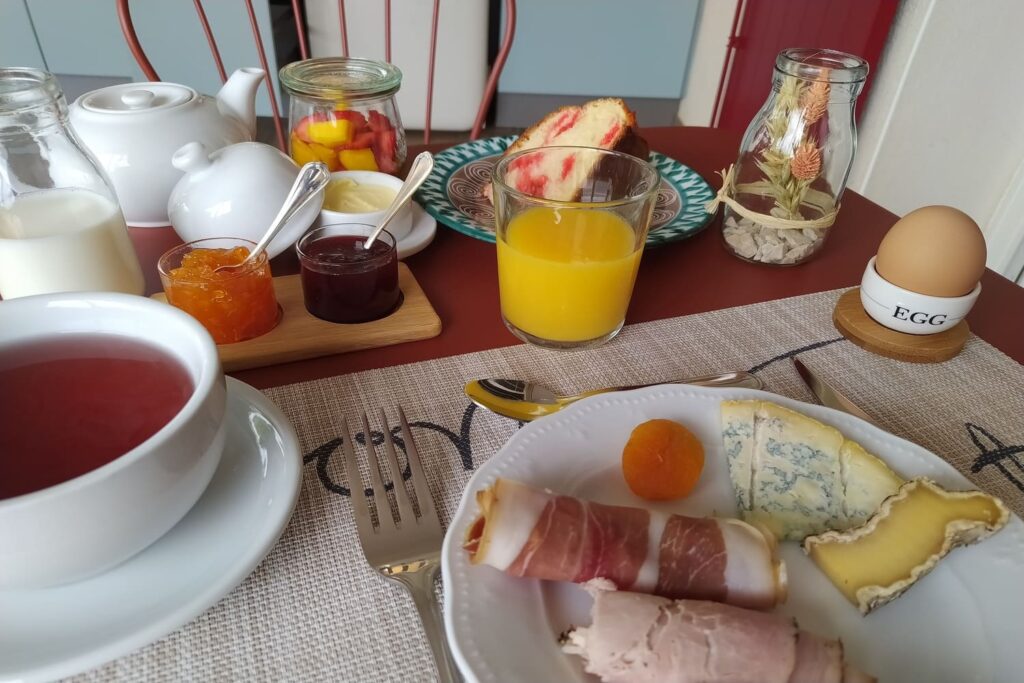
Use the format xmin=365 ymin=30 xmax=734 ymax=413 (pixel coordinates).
xmin=708 ymin=49 xmax=868 ymax=265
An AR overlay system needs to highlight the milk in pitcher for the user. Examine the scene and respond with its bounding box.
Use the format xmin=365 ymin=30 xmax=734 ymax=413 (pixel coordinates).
xmin=0 ymin=189 xmax=145 ymax=299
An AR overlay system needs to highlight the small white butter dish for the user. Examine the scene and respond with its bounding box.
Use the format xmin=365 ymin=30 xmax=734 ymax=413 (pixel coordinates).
xmin=860 ymin=256 xmax=980 ymax=335
xmin=319 ymin=170 xmax=412 ymax=241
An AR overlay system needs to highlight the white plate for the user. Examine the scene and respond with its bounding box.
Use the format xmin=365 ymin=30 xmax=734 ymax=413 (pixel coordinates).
xmin=442 ymin=385 xmax=1024 ymax=683
xmin=0 ymin=377 xmax=303 ymax=682
xmin=397 ymin=202 xmax=437 ymax=260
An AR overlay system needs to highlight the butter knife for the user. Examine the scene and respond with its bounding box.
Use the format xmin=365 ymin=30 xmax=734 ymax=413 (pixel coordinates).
xmin=793 ymin=358 xmax=875 ymax=425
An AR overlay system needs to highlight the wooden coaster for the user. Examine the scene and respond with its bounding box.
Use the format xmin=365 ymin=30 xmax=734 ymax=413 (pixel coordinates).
xmin=153 ymin=263 xmax=442 ymax=371
xmin=833 ymin=288 xmax=968 ymax=363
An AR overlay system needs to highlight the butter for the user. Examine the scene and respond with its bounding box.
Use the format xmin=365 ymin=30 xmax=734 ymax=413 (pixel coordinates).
xmin=804 ymin=478 xmax=1009 ymax=614
xmin=324 ymin=178 xmax=396 ymax=213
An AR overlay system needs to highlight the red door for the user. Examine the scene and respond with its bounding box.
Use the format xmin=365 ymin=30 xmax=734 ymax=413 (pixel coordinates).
xmin=712 ymin=0 xmax=899 ymax=131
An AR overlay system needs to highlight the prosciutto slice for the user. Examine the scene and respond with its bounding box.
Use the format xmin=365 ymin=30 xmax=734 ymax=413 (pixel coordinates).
xmin=463 ymin=479 xmax=786 ymax=609
xmin=563 ymin=587 xmax=875 ymax=683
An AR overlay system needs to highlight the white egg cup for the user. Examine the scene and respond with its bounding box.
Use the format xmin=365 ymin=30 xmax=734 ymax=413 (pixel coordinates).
xmin=319 ymin=170 xmax=412 ymax=241
xmin=860 ymin=256 xmax=981 ymax=335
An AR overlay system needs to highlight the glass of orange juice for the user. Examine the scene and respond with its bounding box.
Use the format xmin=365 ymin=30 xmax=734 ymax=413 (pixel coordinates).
xmin=492 ymin=146 xmax=659 ymax=349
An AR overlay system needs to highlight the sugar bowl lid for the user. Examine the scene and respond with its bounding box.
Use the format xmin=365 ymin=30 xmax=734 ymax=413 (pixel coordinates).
xmin=78 ymin=82 xmax=195 ymax=114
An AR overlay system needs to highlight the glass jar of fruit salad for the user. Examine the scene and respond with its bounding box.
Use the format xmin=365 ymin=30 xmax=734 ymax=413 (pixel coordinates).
xmin=279 ymin=58 xmax=406 ymax=175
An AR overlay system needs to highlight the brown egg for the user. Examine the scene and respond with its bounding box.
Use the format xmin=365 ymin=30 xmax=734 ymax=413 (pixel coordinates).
xmin=875 ymin=206 xmax=986 ymax=297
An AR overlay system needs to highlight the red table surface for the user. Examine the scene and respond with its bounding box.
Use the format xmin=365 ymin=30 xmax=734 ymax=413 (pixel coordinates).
xmin=129 ymin=126 xmax=1024 ymax=390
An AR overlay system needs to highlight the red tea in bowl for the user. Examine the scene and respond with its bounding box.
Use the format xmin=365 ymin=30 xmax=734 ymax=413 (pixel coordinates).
xmin=0 ymin=335 xmax=193 ymax=500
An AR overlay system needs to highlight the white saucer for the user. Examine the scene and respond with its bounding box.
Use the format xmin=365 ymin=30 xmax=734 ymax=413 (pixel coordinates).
xmin=0 ymin=378 xmax=303 ymax=682
xmin=397 ymin=202 xmax=437 ymax=260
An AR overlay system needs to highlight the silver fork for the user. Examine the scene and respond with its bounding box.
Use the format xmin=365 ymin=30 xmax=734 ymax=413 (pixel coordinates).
xmin=341 ymin=407 xmax=461 ymax=683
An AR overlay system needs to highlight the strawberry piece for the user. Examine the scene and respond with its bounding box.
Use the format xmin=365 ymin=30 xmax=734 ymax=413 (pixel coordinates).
xmin=337 ymin=130 xmax=375 ymax=151
xmin=372 ymin=128 xmax=399 ymax=173
xmin=367 ymin=110 xmax=393 ymax=133
xmin=333 ymin=109 xmax=367 ymax=132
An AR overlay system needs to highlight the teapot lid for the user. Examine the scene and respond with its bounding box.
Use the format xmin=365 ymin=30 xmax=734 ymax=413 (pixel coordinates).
xmin=78 ymin=82 xmax=195 ymax=114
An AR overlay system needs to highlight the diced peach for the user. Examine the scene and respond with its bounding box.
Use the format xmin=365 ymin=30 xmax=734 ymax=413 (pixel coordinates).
xmin=338 ymin=148 xmax=379 ymax=171
xmin=290 ymin=133 xmax=319 ymax=166
xmin=306 ymin=119 xmax=353 ymax=147
xmin=308 ymin=141 xmax=341 ymax=171
xmin=294 ymin=112 xmax=328 ymax=143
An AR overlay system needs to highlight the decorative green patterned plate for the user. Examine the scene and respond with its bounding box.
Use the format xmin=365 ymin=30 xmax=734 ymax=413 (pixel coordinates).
xmin=415 ymin=135 xmax=715 ymax=246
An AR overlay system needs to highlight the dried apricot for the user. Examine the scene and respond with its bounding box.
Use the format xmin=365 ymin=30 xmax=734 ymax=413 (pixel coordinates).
xmin=621 ymin=419 xmax=704 ymax=500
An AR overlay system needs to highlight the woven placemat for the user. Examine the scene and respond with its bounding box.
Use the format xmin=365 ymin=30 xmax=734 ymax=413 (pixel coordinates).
xmin=75 ymin=287 xmax=1024 ymax=682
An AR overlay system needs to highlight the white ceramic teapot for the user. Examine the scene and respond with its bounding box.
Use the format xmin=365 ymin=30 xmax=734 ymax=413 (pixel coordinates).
xmin=168 ymin=141 xmax=324 ymax=258
xmin=69 ymin=68 xmax=265 ymax=227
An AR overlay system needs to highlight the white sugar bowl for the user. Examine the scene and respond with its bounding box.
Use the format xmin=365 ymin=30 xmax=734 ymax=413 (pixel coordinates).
xmin=168 ymin=141 xmax=324 ymax=258
xmin=860 ymin=257 xmax=981 ymax=335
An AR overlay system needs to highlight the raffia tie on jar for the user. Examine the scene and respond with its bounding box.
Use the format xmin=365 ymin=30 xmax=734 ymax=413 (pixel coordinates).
xmin=710 ymin=49 xmax=868 ymax=266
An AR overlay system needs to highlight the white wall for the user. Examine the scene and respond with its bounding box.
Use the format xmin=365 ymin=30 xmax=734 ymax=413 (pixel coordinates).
xmin=847 ymin=0 xmax=1024 ymax=282
xmin=676 ymin=0 xmax=737 ymax=125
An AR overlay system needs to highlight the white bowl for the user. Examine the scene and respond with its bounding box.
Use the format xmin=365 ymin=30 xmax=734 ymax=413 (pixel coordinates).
xmin=319 ymin=170 xmax=412 ymax=241
xmin=168 ymin=141 xmax=324 ymax=259
xmin=0 ymin=292 xmax=227 ymax=588
xmin=860 ymin=256 xmax=981 ymax=335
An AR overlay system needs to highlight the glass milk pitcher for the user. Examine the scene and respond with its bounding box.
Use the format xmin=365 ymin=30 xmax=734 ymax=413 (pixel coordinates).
xmin=0 ymin=68 xmax=144 ymax=299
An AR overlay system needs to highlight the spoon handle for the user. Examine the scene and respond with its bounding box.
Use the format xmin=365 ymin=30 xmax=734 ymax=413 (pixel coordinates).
xmin=244 ymin=161 xmax=329 ymax=266
xmin=598 ymin=371 xmax=764 ymax=395
xmin=363 ymin=151 xmax=435 ymax=249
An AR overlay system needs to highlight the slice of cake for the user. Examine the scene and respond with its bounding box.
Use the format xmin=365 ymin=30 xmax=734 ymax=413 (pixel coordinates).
xmin=485 ymin=98 xmax=649 ymax=202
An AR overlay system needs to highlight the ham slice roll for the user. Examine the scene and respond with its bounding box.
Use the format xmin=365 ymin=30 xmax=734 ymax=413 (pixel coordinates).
xmin=463 ymin=478 xmax=786 ymax=609
xmin=563 ymin=588 xmax=875 ymax=683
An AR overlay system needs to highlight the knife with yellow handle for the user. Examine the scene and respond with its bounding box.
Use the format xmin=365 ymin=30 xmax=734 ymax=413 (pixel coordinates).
xmin=465 ymin=371 xmax=764 ymax=422
xmin=793 ymin=358 xmax=876 ymax=425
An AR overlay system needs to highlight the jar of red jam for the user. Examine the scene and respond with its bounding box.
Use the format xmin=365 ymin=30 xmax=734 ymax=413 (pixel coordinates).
xmin=296 ymin=224 xmax=401 ymax=323
xmin=158 ymin=237 xmax=280 ymax=344
xmin=279 ymin=58 xmax=406 ymax=175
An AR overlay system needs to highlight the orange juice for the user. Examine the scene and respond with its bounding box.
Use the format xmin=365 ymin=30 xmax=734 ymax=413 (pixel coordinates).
xmin=497 ymin=207 xmax=642 ymax=342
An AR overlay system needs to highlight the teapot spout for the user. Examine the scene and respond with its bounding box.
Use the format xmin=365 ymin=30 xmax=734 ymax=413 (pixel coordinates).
xmin=216 ymin=67 xmax=264 ymax=138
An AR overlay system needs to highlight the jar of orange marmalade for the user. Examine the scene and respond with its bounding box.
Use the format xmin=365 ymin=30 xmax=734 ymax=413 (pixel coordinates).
xmin=158 ymin=237 xmax=279 ymax=344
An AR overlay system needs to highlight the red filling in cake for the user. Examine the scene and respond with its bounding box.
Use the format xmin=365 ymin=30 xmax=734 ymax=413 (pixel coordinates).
xmin=485 ymin=98 xmax=649 ymax=202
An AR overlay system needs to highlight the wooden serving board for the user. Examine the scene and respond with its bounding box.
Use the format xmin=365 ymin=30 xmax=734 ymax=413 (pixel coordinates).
xmin=833 ymin=288 xmax=968 ymax=363
xmin=153 ymin=263 xmax=442 ymax=372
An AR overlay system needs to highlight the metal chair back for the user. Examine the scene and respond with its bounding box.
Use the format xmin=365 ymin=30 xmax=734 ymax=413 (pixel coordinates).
xmin=115 ymin=0 xmax=517 ymax=148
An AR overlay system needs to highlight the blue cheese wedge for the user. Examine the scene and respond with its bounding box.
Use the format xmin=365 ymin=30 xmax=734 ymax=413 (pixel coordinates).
xmin=721 ymin=400 xmax=756 ymax=512
xmin=721 ymin=400 xmax=902 ymax=540
xmin=840 ymin=440 xmax=904 ymax=527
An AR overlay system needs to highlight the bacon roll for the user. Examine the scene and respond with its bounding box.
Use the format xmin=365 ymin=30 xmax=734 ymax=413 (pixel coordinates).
xmin=563 ymin=587 xmax=875 ymax=683
xmin=463 ymin=478 xmax=786 ymax=609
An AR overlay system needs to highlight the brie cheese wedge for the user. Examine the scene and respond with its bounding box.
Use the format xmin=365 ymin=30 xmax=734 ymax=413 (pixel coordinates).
xmin=803 ymin=478 xmax=1009 ymax=614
